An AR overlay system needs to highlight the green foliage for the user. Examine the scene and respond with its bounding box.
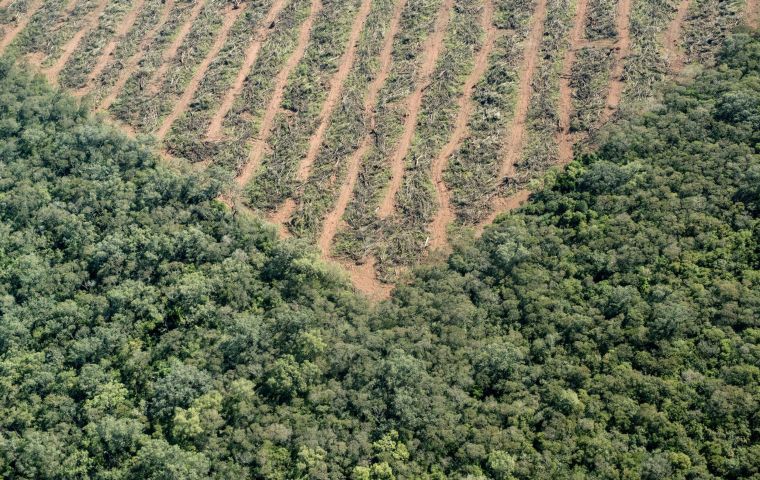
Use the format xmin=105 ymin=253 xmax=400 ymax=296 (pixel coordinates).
xmin=1 ymin=32 xmax=760 ymax=478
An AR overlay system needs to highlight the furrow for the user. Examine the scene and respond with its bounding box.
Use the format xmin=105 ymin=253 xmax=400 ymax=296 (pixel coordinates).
xmin=45 ymin=0 xmax=109 ymax=84
xmin=235 ymin=0 xmax=322 ymax=187
xmin=0 ymin=0 xmax=43 ymax=54
xmin=98 ymin=0 xmax=175 ymax=111
xmin=77 ymin=0 xmax=146 ymax=96
xmin=155 ymin=2 xmax=247 ymax=140
xmin=377 ymin=0 xmax=453 ymax=219
xmin=206 ymin=0 xmax=288 ymax=140
xmin=428 ymin=0 xmax=496 ymax=251
xmin=600 ymin=0 xmax=631 ymax=122
xmin=557 ymin=0 xmax=589 ymax=166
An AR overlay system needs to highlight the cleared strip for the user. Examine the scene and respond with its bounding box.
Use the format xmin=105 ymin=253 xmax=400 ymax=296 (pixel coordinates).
xmin=600 ymin=0 xmax=631 ymax=122
xmin=557 ymin=0 xmax=589 ymax=166
xmin=235 ymin=0 xmax=322 ymax=187
xmin=77 ymin=0 xmax=146 ymax=96
xmin=98 ymin=0 xmax=176 ymax=111
xmin=272 ymin=0 xmax=373 ymax=227
xmin=377 ymin=0 xmax=454 ymax=219
xmin=498 ymin=0 xmax=547 ymax=179
xmin=145 ymin=0 xmax=207 ymax=95
xmin=318 ymin=0 xmax=407 ymax=255
xmin=45 ymin=0 xmax=109 ymax=84
xmin=663 ymin=0 xmax=691 ymax=73
xmin=155 ymin=3 xmax=247 ymax=140
xmin=0 ymin=0 xmax=43 ymax=54
xmin=294 ymin=0 xmax=372 ymax=183
xmin=428 ymin=0 xmax=497 ymax=250
xmin=206 ymin=0 xmax=288 ymax=140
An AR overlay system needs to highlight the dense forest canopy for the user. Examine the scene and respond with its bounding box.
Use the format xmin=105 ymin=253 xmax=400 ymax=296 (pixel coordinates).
xmin=0 ymin=31 xmax=759 ymax=479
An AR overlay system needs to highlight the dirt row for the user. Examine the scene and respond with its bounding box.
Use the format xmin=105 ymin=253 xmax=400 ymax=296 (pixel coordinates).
xmin=236 ymin=0 xmax=323 ymax=187
xmin=317 ymin=0 xmax=408 ymax=257
xmin=45 ymin=0 xmax=109 ymax=85
xmin=428 ymin=0 xmax=497 ymax=251
xmin=98 ymin=0 xmax=176 ymax=111
xmin=377 ymin=0 xmax=455 ymax=219
xmin=78 ymin=0 xmax=146 ymax=97
xmin=0 ymin=0 xmax=43 ymax=54
xmin=601 ymin=0 xmax=631 ymax=123
xmin=155 ymin=2 xmax=247 ymax=140
xmin=557 ymin=0 xmax=590 ymax=166
xmin=206 ymin=0 xmax=288 ymax=140
xmin=271 ymin=0 xmax=374 ymax=229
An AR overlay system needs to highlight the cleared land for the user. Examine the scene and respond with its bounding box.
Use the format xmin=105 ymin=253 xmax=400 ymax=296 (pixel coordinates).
xmin=0 ymin=0 xmax=744 ymax=290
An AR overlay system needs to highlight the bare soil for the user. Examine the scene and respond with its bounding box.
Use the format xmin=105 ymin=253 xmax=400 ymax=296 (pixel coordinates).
xmin=78 ymin=0 xmax=146 ymax=96
xmin=45 ymin=0 xmax=109 ymax=85
xmin=236 ymin=0 xmax=323 ymax=187
xmin=318 ymin=0 xmax=407 ymax=257
xmin=155 ymin=2 xmax=247 ymax=140
xmin=0 ymin=0 xmax=43 ymax=54
xmin=99 ymin=0 xmax=176 ymax=111
xmin=206 ymin=0 xmax=288 ymax=140
xmin=600 ymin=0 xmax=631 ymax=122
xmin=377 ymin=0 xmax=454 ymax=219
xmin=498 ymin=0 xmax=547 ymax=179
xmin=428 ymin=0 xmax=497 ymax=251
xmin=146 ymin=0 xmax=207 ymax=95
xmin=663 ymin=0 xmax=691 ymax=73
xmin=296 ymin=0 xmax=372 ymax=183
xmin=557 ymin=0 xmax=589 ymax=166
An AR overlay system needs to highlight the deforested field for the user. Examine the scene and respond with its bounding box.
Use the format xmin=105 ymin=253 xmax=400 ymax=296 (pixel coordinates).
xmin=0 ymin=0 xmax=753 ymax=288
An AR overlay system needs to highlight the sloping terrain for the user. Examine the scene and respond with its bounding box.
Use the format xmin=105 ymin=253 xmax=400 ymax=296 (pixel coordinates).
xmin=0 ymin=0 xmax=751 ymax=290
xmin=0 ymin=32 xmax=758 ymax=477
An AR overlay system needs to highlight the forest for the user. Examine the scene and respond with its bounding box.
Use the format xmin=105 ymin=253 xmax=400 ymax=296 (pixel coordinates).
xmin=0 ymin=0 xmax=748 ymax=283
xmin=0 ymin=25 xmax=759 ymax=480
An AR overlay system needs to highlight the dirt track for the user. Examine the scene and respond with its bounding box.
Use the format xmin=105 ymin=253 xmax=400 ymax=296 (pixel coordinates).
xmin=236 ymin=0 xmax=323 ymax=187
xmin=295 ymin=0 xmax=372 ymax=183
xmin=601 ymin=0 xmax=631 ymax=122
xmin=377 ymin=0 xmax=454 ymax=219
xmin=498 ymin=0 xmax=547 ymax=179
xmin=0 ymin=0 xmax=43 ymax=54
xmin=428 ymin=0 xmax=496 ymax=251
xmin=99 ymin=0 xmax=175 ymax=111
xmin=155 ymin=3 xmax=247 ymax=140
xmin=78 ymin=0 xmax=146 ymax=96
xmin=271 ymin=0 xmax=373 ymax=231
xmin=318 ymin=0 xmax=407 ymax=256
xmin=748 ymin=0 xmax=759 ymax=29
xmin=206 ymin=0 xmax=288 ymax=140
xmin=663 ymin=0 xmax=690 ymax=73
xmin=45 ymin=0 xmax=109 ymax=85
xmin=557 ymin=0 xmax=589 ymax=166
xmin=145 ymin=0 xmax=207 ymax=95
